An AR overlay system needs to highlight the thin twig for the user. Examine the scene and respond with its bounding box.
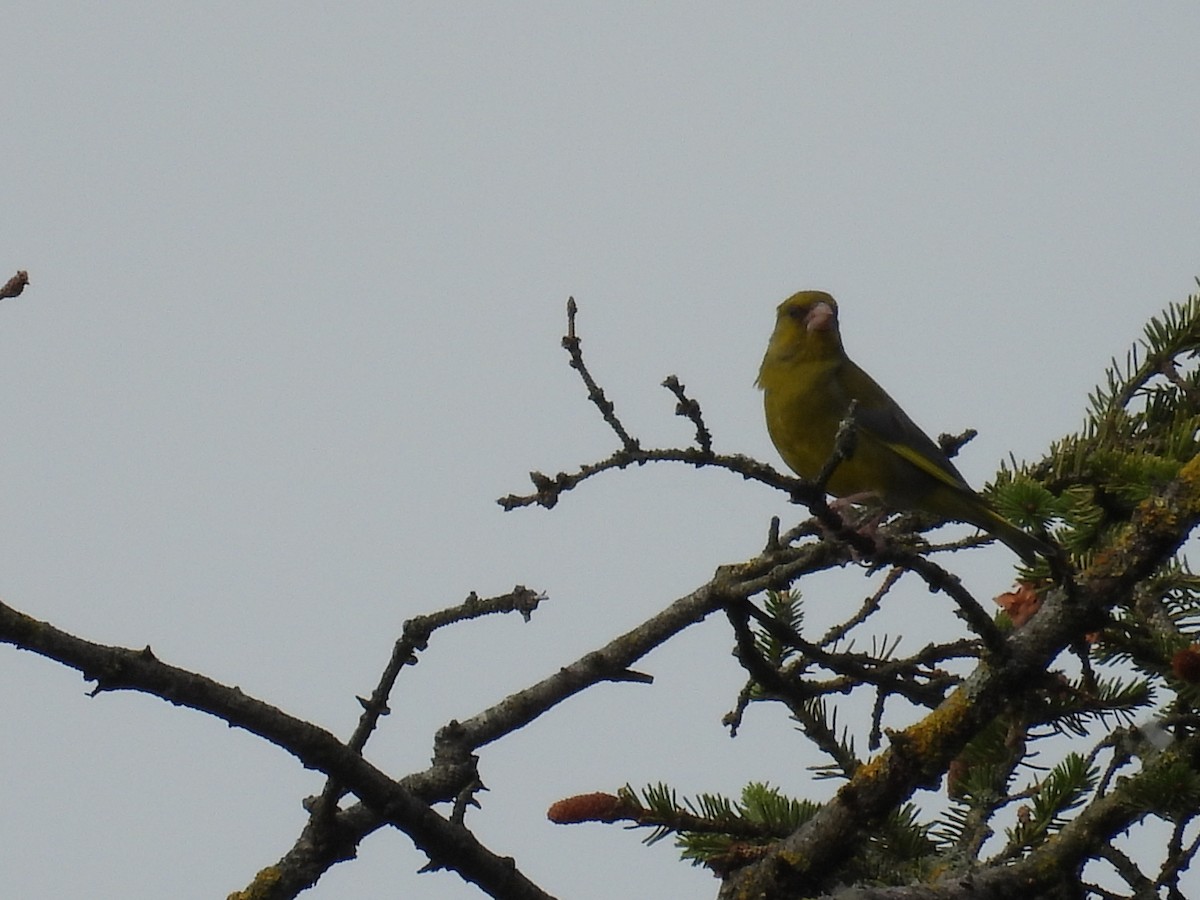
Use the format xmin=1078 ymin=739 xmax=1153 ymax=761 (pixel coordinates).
xmin=726 ymin=599 xmax=861 ymax=776
xmin=561 ymin=297 xmax=639 ymax=453
xmin=818 ymin=567 xmax=904 ymax=648
xmin=662 ymin=374 xmax=713 ymax=455
xmin=310 ymin=587 xmax=543 ymax=822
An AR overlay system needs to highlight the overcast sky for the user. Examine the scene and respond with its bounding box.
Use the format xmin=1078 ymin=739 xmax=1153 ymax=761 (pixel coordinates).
xmin=2 ymin=5 xmax=1199 ymax=899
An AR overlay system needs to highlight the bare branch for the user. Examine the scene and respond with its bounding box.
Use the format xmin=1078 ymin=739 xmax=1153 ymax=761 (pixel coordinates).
xmin=560 ymin=296 xmax=639 ymax=452
xmin=662 ymin=374 xmax=713 ymax=455
xmin=0 ymin=598 xmax=556 ymax=900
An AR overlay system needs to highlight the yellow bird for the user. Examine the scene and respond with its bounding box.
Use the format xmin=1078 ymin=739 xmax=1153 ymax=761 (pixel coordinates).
xmin=757 ymin=290 xmax=1052 ymax=564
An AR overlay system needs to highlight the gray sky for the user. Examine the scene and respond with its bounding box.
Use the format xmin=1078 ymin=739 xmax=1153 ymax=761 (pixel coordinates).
xmin=2 ymin=5 xmax=1199 ymax=899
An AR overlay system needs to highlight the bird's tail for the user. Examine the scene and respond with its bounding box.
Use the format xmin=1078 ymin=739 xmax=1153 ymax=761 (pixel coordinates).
xmin=980 ymin=509 xmax=1056 ymax=566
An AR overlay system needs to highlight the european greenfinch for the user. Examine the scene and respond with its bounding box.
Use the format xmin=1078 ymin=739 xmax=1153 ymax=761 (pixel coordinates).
xmin=757 ymin=290 xmax=1052 ymax=564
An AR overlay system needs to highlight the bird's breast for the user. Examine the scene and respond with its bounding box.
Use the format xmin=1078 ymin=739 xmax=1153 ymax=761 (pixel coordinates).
xmin=761 ymin=361 xmax=849 ymax=481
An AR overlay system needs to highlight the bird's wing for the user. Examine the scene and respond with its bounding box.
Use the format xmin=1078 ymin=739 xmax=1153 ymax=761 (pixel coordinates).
xmin=841 ymin=359 xmax=973 ymax=492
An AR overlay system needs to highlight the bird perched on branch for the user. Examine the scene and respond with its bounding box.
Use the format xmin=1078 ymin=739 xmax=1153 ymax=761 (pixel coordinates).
xmin=756 ymin=290 xmax=1053 ymax=564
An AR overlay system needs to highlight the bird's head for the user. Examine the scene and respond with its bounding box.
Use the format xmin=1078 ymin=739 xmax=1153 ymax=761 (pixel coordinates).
xmin=758 ymin=291 xmax=844 ymax=381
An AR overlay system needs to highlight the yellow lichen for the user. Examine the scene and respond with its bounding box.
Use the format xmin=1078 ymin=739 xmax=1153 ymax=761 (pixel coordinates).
xmin=226 ymin=867 xmax=283 ymax=900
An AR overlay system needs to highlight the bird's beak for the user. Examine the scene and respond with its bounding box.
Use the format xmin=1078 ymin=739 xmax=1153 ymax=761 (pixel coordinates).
xmin=806 ymin=302 xmax=835 ymax=333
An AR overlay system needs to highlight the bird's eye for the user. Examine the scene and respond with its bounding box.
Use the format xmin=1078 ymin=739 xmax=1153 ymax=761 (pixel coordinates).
xmin=787 ymin=305 xmax=808 ymax=321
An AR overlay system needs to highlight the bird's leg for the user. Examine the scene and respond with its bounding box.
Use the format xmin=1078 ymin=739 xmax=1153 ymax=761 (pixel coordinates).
xmin=821 ymin=493 xmax=892 ymax=558
xmin=829 ymin=491 xmax=878 ymax=514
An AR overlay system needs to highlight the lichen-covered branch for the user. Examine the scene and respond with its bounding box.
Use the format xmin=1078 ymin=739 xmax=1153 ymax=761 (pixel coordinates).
xmin=716 ymin=453 xmax=1200 ymax=899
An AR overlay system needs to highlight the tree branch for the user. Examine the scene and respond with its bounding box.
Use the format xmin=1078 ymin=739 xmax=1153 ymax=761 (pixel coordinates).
xmin=0 ymin=599 xmax=556 ymax=900
xmin=718 ymin=452 xmax=1200 ymax=899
